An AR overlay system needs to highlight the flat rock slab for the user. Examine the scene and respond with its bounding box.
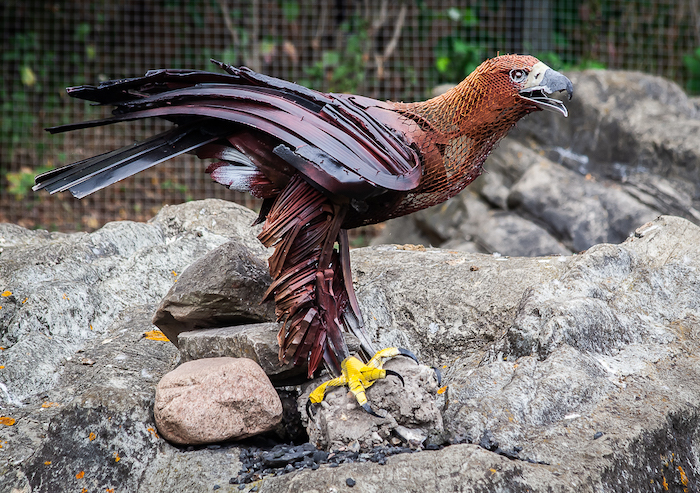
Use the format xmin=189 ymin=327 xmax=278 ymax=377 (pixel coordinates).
xmin=178 ymin=323 xmax=305 ymax=384
xmin=154 ymin=357 xmax=283 ymax=445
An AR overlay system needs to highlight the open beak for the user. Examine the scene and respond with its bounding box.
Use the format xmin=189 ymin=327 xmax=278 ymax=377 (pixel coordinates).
xmin=519 ymin=62 xmax=573 ymax=117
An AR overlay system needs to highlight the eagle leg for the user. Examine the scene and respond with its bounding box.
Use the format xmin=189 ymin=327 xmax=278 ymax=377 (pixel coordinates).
xmin=259 ymin=174 xmax=359 ymax=377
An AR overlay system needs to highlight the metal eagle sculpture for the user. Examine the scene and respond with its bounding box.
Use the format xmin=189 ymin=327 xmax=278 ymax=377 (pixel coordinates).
xmin=35 ymin=54 xmax=572 ymax=415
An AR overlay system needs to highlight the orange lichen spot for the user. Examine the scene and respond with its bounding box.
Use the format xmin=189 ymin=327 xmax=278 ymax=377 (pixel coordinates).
xmin=1 ymin=291 xmax=11 ymax=297
xmin=0 ymin=366 xmax=4 ymax=370
xmin=147 ymin=427 xmax=159 ymax=438
xmin=172 ymin=270 xmax=178 ymax=276
xmin=41 ymin=402 xmax=59 ymax=408
xmin=76 ymin=470 xmax=85 ymax=479
xmin=662 ymin=475 xmax=669 ymax=491
xmin=437 ymin=386 xmax=447 ymax=395
xmin=62 ymin=293 xmax=69 ymax=300
xmin=678 ymin=466 xmax=688 ymax=486
xmin=88 ymin=432 xmax=96 ymax=441
xmin=44 ymin=461 xmax=52 ymax=465
xmin=89 ymin=324 xmax=94 ymax=331
xmin=144 ymin=329 xmax=169 ymax=342
xmin=0 ymin=416 xmax=15 ymax=426
xmin=81 ymin=489 xmax=88 ymax=493
xmin=489 ymin=468 xmax=497 ymax=474
xmin=21 ymin=298 xmax=28 ymax=304
xmin=114 ymin=452 xmax=121 ymax=462
xmin=106 ymin=489 xmax=115 ymax=493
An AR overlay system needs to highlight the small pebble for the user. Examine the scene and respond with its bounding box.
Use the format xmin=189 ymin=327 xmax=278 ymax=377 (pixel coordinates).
xmin=593 ymin=431 xmax=604 ymax=440
xmin=346 ymin=478 xmax=356 ymax=487
xmin=213 ymin=486 xmax=220 ymax=490
xmin=237 ymin=485 xmax=246 ymax=491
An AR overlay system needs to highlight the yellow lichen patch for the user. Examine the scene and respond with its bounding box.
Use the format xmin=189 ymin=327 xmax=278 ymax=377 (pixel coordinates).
xmin=41 ymin=402 xmax=59 ymax=408
xmin=44 ymin=461 xmax=52 ymax=465
xmin=662 ymin=475 xmax=669 ymax=491
xmin=437 ymin=385 xmax=447 ymax=395
xmin=147 ymin=427 xmax=159 ymax=439
xmin=489 ymin=468 xmax=497 ymax=474
xmin=89 ymin=324 xmax=93 ymax=331
xmin=114 ymin=452 xmax=121 ymax=462
xmin=0 ymin=366 xmax=4 ymax=370
xmin=396 ymin=244 xmax=426 ymax=251
xmin=1 ymin=291 xmax=11 ymax=297
xmin=62 ymin=293 xmax=69 ymax=300
xmin=0 ymin=416 xmax=15 ymax=426
xmin=76 ymin=470 xmax=85 ymax=479
xmin=106 ymin=489 xmax=115 ymax=493
xmin=81 ymin=489 xmax=88 ymax=493
xmin=144 ymin=329 xmax=169 ymax=341
xmin=678 ymin=465 xmax=688 ymax=486
xmin=88 ymin=432 xmax=96 ymax=441
xmin=21 ymin=298 xmax=28 ymax=304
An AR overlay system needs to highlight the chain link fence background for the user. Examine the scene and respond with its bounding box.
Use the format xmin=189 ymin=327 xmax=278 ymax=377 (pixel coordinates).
xmin=2 ymin=0 xmax=699 ymax=232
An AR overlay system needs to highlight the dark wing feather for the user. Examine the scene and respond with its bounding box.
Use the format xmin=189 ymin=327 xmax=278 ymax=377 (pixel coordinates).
xmin=34 ymin=122 xmax=221 ymax=198
xmin=40 ymin=62 xmax=421 ymax=200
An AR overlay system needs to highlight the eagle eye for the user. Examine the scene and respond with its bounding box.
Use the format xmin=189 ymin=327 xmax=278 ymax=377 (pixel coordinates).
xmin=509 ymin=69 xmax=528 ymax=83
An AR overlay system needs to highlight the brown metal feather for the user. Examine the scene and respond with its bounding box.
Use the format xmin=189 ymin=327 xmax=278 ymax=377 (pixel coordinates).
xmin=258 ymin=174 xmax=353 ymax=376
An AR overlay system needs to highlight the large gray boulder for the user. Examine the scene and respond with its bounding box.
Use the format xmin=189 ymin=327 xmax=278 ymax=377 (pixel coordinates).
xmin=2 ymin=198 xmax=700 ymax=492
xmin=375 ymin=70 xmax=700 ymax=256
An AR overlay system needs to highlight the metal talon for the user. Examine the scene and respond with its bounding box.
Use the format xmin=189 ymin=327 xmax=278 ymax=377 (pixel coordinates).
xmin=432 ymin=366 xmax=442 ymax=386
xmin=384 ymin=369 xmax=405 ymax=387
xmin=361 ymin=402 xmax=382 ymax=418
xmin=397 ymin=348 xmax=419 ymax=364
xmin=306 ymin=400 xmax=317 ymax=420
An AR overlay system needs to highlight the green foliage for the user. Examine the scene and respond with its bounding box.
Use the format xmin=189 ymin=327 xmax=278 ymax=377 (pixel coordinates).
xmin=434 ymin=38 xmax=484 ymax=83
xmin=280 ymin=0 xmax=300 ymax=22
xmin=432 ymin=7 xmax=483 ymax=84
xmin=6 ymin=165 xmax=52 ymax=200
xmin=301 ymin=20 xmax=368 ymax=93
xmin=683 ymin=47 xmax=700 ymax=95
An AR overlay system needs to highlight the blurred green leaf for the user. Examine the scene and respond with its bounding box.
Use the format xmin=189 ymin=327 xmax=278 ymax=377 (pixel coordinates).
xmin=74 ymin=23 xmax=91 ymax=42
xmin=281 ymin=1 xmax=300 ymax=22
xmin=20 ymin=66 xmax=36 ymax=87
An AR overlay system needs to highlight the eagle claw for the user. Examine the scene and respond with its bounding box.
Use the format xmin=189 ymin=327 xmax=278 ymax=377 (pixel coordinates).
xmin=306 ymin=347 xmax=418 ymax=420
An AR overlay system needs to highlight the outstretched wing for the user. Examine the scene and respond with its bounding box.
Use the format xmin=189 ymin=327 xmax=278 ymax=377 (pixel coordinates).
xmin=35 ymin=61 xmax=421 ymax=200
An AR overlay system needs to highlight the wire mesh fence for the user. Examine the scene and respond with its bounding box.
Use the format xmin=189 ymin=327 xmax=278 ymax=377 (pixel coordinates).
xmin=2 ymin=0 xmax=699 ymax=232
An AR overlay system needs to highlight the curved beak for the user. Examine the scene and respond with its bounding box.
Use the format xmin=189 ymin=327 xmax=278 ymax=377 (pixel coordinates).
xmin=519 ymin=62 xmax=573 ymax=117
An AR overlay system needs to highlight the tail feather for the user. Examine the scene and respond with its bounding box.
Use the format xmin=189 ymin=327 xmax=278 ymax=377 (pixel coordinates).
xmin=34 ymin=124 xmax=221 ymax=198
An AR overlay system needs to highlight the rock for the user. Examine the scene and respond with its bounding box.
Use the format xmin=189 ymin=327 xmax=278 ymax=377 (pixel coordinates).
xmin=0 ymin=198 xmax=252 ymax=406
xmin=302 ymin=356 xmax=443 ymax=452
xmin=154 ymin=357 xmax=283 ymax=445
xmin=177 ymin=323 xmax=302 ymax=383
xmin=507 ymin=158 xmax=657 ymax=252
xmin=4 ymin=197 xmax=700 ymax=491
xmin=177 ymin=322 xmax=365 ymax=385
xmin=350 ymin=245 xmax=573 ymax=365
xmin=152 ymin=239 xmax=275 ymax=346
